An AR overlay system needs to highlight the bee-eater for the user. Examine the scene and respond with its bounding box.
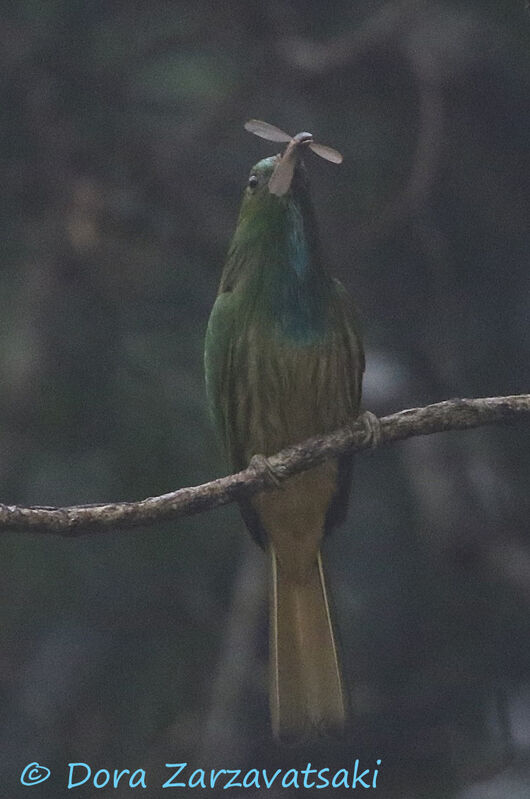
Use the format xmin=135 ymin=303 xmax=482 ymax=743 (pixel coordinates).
xmin=204 ymin=121 xmax=364 ymax=742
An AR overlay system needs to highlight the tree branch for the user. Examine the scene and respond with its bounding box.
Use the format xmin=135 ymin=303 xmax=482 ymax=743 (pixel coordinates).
xmin=0 ymin=395 xmax=528 ymax=537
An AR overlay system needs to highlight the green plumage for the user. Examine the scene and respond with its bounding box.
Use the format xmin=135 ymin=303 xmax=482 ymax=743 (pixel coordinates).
xmin=205 ymin=151 xmax=364 ymax=740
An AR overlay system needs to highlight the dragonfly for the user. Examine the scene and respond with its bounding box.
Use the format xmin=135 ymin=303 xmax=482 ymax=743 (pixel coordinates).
xmin=244 ymin=119 xmax=343 ymax=196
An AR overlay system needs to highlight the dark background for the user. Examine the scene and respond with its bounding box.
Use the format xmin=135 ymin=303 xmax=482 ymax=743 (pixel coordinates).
xmin=0 ymin=1 xmax=529 ymax=796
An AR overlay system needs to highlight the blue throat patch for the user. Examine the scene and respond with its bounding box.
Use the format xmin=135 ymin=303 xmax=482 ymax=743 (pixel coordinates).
xmin=287 ymin=203 xmax=309 ymax=279
xmin=274 ymin=202 xmax=326 ymax=344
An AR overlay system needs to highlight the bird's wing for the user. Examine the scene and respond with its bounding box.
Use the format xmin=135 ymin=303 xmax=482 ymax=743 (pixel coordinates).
xmin=322 ymin=279 xmax=365 ymax=534
xmin=332 ymin=277 xmax=365 ymax=385
xmin=204 ymin=290 xmax=238 ymax=464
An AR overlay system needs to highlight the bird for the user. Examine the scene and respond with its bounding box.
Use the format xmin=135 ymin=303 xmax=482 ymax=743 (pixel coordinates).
xmin=204 ymin=120 xmax=365 ymax=742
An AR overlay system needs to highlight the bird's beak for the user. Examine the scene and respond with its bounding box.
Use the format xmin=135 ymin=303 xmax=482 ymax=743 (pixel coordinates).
xmin=268 ymin=134 xmax=312 ymax=197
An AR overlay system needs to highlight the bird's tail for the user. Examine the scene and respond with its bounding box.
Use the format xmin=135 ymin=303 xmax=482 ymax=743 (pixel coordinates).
xmin=269 ymin=547 xmax=347 ymax=742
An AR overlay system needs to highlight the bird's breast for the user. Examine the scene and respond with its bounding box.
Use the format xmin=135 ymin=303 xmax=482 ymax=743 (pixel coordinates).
xmin=229 ymin=319 xmax=358 ymax=465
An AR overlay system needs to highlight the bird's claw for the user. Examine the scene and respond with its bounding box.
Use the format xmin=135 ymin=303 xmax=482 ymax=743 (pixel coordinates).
xmin=358 ymin=410 xmax=381 ymax=449
xmin=249 ymin=453 xmax=283 ymax=488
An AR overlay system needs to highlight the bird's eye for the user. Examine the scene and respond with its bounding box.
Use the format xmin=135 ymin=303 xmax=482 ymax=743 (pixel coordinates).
xmin=248 ymin=175 xmax=258 ymax=189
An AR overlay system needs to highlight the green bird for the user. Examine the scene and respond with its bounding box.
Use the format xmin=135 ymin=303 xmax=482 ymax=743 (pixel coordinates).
xmin=204 ymin=120 xmax=364 ymax=742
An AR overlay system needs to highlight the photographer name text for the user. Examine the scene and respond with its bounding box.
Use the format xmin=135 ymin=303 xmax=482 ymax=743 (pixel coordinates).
xmin=20 ymin=759 xmax=382 ymax=790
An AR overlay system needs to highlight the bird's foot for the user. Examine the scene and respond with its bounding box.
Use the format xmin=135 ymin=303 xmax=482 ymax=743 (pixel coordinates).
xmin=248 ymin=453 xmax=283 ymax=488
xmin=358 ymin=410 xmax=382 ymax=449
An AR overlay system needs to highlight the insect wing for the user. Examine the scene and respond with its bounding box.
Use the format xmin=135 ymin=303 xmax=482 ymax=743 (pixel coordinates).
xmin=309 ymin=141 xmax=343 ymax=164
xmin=268 ymin=154 xmax=296 ymax=196
xmin=244 ymin=119 xmax=292 ymax=143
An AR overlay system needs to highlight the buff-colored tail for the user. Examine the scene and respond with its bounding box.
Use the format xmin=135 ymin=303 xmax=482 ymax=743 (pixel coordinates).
xmin=269 ymin=548 xmax=347 ymax=742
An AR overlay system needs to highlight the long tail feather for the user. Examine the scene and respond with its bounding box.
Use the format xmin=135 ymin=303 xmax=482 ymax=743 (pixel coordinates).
xmin=269 ymin=547 xmax=347 ymax=742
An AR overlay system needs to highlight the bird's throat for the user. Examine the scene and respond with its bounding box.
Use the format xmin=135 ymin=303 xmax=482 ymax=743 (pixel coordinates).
xmin=234 ymin=198 xmax=331 ymax=344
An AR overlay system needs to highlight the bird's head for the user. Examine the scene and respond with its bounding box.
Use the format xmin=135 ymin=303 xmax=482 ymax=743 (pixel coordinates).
xmin=226 ymin=123 xmax=340 ymax=289
xmin=232 ymin=149 xmax=313 ymax=261
xmin=242 ymin=143 xmax=311 ymax=209
xmin=239 ymin=120 xmax=342 ymax=219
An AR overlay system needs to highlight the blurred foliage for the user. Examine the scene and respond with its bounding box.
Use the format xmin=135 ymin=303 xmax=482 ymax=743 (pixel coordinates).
xmin=0 ymin=0 xmax=529 ymax=796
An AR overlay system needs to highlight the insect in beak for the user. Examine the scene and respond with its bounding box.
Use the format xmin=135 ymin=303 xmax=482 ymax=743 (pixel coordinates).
xmin=244 ymin=119 xmax=343 ymax=197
